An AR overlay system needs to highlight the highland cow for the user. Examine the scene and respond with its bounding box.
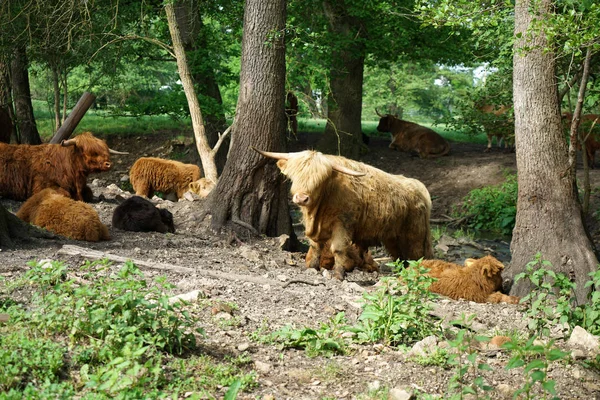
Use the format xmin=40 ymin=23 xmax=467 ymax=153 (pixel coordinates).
xmin=306 ymin=242 xmax=379 ymax=279
xmin=112 ymin=196 xmax=175 ymax=234
xmin=16 ymin=188 xmax=110 ymax=242
xmin=0 ymin=132 xmax=124 ymax=201
xmin=376 ymin=113 xmax=450 ymax=158
xmin=254 ymin=148 xmax=433 ymax=280
xmin=187 ymin=177 xmax=216 ymax=198
xmin=420 ymin=256 xmax=519 ymax=304
xmin=476 ymin=103 xmax=514 ymax=152
xmin=129 ymin=157 xmax=202 ymax=199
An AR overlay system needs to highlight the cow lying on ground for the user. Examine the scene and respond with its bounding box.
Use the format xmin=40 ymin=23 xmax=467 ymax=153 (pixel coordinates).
xmin=129 ymin=157 xmax=202 ymax=199
xmin=306 ymin=242 xmax=379 ymax=279
xmin=254 ymin=148 xmax=433 ymax=280
xmin=0 ymin=132 xmax=125 ymax=201
xmin=16 ymin=188 xmax=110 ymax=242
xmin=187 ymin=177 xmax=216 ymax=198
xmin=376 ymin=113 xmax=450 ymax=158
xmin=476 ymin=104 xmax=514 ymax=152
xmin=562 ymin=112 xmax=600 ymax=168
xmin=420 ymin=255 xmax=519 ymax=304
xmin=112 ymin=195 xmax=175 ymax=233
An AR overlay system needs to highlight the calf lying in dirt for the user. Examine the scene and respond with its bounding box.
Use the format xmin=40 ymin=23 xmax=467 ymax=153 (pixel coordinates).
xmin=306 ymin=242 xmax=379 ymax=280
xmin=421 ymin=256 xmax=519 ymax=304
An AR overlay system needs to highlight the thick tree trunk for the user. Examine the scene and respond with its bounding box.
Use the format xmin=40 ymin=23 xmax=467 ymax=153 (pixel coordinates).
xmin=317 ymin=1 xmax=366 ymax=159
xmin=0 ymin=205 xmax=55 ymax=249
xmin=507 ymin=0 xmax=598 ymax=305
xmin=11 ymin=46 xmax=41 ymax=144
xmin=204 ymin=0 xmax=296 ymax=246
xmin=174 ymin=0 xmax=229 ymax=174
xmin=49 ymin=92 xmax=96 ymax=144
xmin=165 ymin=3 xmax=218 ymax=184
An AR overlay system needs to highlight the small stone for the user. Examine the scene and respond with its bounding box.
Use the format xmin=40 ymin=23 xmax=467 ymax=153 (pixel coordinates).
xmin=213 ymin=312 xmax=232 ymax=321
xmin=367 ymin=380 xmax=380 ymax=391
xmin=278 ymin=234 xmax=291 ymax=250
xmin=312 ymin=380 xmax=321 ymax=386
xmin=237 ymin=342 xmax=250 ymax=352
xmin=567 ymin=326 xmax=600 ymax=356
xmin=277 ymin=274 xmax=289 ymax=282
xmin=389 ymin=387 xmax=415 ymax=400
xmin=496 ymin=383 xmax=513 ymax=397
xmin=119 ymin=175 xmax=129 ymax=182
xmin=304 ymin=268 xmax=318 ymax=275
xmin=571 ymin=349 xmax=586 ymax=359
xmin=322 ymin=270 xmax=332 ymax=279
xmin=240 ymin=246 xmax=261 ymax=263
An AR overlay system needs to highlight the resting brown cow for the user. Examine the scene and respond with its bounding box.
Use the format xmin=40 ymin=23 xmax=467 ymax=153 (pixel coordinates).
xmin=17 ymin=188 xmax=110 ymax=242
xmin=254 ymin=148 xmax=433 ymax=280
xmin=476 ymin=104 xmax=514 ymax=152
xmin=129 ymin=157 xmax=202 ymax=199
xmin=420 ymin=256 xmax=519 ymax=304
xmin=376 ymin=113 xmax=450 ymax=158
xmin=306 ymin=242 xmax=379 ymax=278
xmin=112 ymin=195 xmax=175 ymax=233
xmin=0 ymin=132 xmax=122 ymax=201
xmin=562 ymin=112 xmax=600 ymax=168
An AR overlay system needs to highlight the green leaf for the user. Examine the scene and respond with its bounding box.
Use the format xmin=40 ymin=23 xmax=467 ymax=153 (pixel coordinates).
xmin=224 ymin=379 xmax=242 ymax=400
xmin=505 ymin=356 xmax=525 ymax=369
xmin=542 ymin=380 xmax=557 ymax=395
xmin=524 ymin=359 xmax=546 ymax=373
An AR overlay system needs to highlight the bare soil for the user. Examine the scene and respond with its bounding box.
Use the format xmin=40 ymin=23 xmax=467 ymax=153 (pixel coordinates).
xmin=2 ymin=131 xmax=600 ymax=399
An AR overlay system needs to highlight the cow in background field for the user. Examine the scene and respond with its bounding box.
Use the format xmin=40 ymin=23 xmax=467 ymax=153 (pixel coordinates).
xmin=476 ymin=103 xmax=514 ymax=152
xmin=0 ymin=132 xmax=125 ymax=201
xmin=254 ymin=148 xmax=433 ymax=280
xmin=375 ymin=112 xmax=450 ymax=158
xmin=285 ymin=92 xmax=299 ymax=137
xmin=129 ymin=157 xmax=202 ymax=200
xmin=112 ymin=196 xmax=175 ymax=233
xmin=562 ymin=112 xmax=600 ymax=168
xmin=17 ymin=188 xmax=110 ymax=242
xmin=420 ymin=256 xmax=519 ymax=304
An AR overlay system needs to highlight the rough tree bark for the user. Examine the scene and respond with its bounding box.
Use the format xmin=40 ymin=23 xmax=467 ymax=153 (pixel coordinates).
xmin=11 ymin=46 xmax=41 ymax=145
xmin=506 ymin=0 xmax=598 ymax=304
xmin=174 ymin=0 xmax=229 ymax=174
xmin=0 ymin=56 xmax=12 ymax=144
xmin=0 ymin=204 xmax=55 ymax=249
xmin=317 ymin=0 xmax=366 ymax=159
xmin=203 ymin=0 xmax=296 ymax=246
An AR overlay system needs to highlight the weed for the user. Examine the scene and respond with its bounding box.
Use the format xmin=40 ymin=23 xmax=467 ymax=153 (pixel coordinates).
xmin=431 ymin=225 xmax=448 ymax=242
xmin=451 ymin=227 xmax=475 ymax=241
xmin=411 ymin=347 xmax=450 ymax=367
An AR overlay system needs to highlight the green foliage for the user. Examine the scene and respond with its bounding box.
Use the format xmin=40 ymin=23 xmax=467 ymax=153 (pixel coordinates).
xmin=411 ymin=347 xmax=450 ymax=368
xmin=351 ymin=260 xmax=442 ymax=347
xmin=271 ymin=312 xmax=348 ymax=357
xmin=454 ymin=173 xmax=517 ymax=235
xmin=0 ymin=259 xmax=255 ymax=398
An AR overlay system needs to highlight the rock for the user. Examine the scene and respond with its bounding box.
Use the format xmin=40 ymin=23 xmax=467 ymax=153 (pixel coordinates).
xmin=322 ymin=270 xmax=332 ymax=279
xmin=276 ymin=274 xmax=289 ymax=282
xmin=278 ymin=234 xmax=291 ymax=250
xmin=91 ymin=178 xmax=101 ymax=187
xmin=169 ymin=290 xmax=204 ymax=304
xmin=367 ymin=380 xmax=381 ymax=391
xmin=496 ymin=383 xmax=513 ymax=397
xmin=213 ymin=312 xmax=232 ymax=321
xmin=388 ymin=387 xmax=415 ymax=400
xmin=571 ymin=349 xmax=586 ymax=359
xmin=407 ymin=335 xmax=438 ymax=357
xmin=240 ymin=246 xmax=261 ymax=263
xmin=342 ymin=281 xmax=366 ymax=293
xmin=567 ymin=326 xmax=600 ymax=356
xmin=182 ymin=191 xmax=200 ymax=202
xmin=119 ymin=175 xmax=129 ymax=182
xmin=237 ymin=342 xmax=250 ymax=352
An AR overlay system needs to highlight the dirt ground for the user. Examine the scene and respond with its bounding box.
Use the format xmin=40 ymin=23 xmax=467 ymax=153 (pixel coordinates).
xmin=2 ymin=131 xmax=600 ymax=399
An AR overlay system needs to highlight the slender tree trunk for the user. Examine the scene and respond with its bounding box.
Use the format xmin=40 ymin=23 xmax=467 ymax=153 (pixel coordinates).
xmin=0 ymin=56 xmax=12 ymax=143
xmin=204 ymin=0 xmax=296 ymax=245
xmin=165 ymin=3 xmax=218 ymax=184
xmin=317 ymin=0 xmax=366 ymax=159
xmin=61 ymin=70 xmax=68 ymax=124
xmin=11 ymin=46 xmax=40 ymax=144
xmin=52 ymin=66 xmax=61 ymax=131
xmin=507 ymin=0 xmax=598 ymax=305
xmin=173 ymin=0 xmax=228 ymax=174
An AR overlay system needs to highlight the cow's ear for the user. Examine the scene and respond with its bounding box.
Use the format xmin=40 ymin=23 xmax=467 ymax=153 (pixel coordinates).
xmin=276 ymin=159 xmax=288 ymax=171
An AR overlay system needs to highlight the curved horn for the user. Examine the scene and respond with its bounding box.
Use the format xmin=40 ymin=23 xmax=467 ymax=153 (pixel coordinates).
xmin=109 ymin=148 xmax=129 ymax=155
xmin=332 ymin=164 xmax=366 ymax=177
xmin=375 ymin=108 xmax=384 ymax=117
xmin=251 ymin=147 xmax=290 ymax=160
xmin=61 ymin=138 xmax=77 ymax=147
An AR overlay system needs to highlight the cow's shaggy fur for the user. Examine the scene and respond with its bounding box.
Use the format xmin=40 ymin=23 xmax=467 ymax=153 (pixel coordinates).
xmin=16 ymin=188 xmax=110 ymax=242
xmin=476 ymin=104 xmax=514 ymax=152
xmin=112 ymin=196 xmax=175 ymax=233
xmin=0 ymin=132 xmax=113 ymax=201
xmin=187 ymin=178 xmax=215 ymax=198
xmin=376 ymin=115 xmax=450 ymax=158
xmin=269 ymin=150 xmax=432 ymax=280
xmin=129 ymin=157 xmax=202 ymax=199
xmin=421 ymin=256 xmax=519 ymax=304
xmin=306 ymin=242 xmax=379 ymax=278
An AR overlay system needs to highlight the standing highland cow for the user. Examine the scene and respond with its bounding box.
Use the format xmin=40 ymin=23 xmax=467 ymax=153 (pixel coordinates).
xmin=16 ymin=188 xmax=110 ymax=242
xmin=129 ymin=157 xmax=202 ymax=199
xmin=112 ymin=196 xmax=175 ymax=233
xmin=254 ymin=148 xmax=433 ymax=280
xmin=0 ymin=132 xmax=125 ymax=201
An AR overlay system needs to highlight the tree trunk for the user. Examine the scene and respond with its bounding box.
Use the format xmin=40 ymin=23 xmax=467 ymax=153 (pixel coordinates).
xmin=317 ymin=0 xmax=366 ymax=159
xmin=0 ymin=205 xmax=55 ymax=249
xmin=174 ymin=0 xmax=229 ymax=174
xmin=204 ymin=0 xmax=297 ymax=247
xmin=52 ymin=66 xmax=61 ymax=131
xmin=507 ymin=0 xmax=598 ymax=305
xmin=165 ymin=2 xmax=218 ymax=184
xmin=49 ymin=92 xmax=96 ymax=144
xmin=0 ymin=56 xmax=12 ymax=144
xmin=11 ymin=46 xmax=41 ymax=144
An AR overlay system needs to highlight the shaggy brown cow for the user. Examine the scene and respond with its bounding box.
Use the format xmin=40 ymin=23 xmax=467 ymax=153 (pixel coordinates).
xmin=129 ymin=157 xmax=202 ymax=199
xmin=562 ymin=112 xmax=600 ymax=168
xmin=0 ymin=132 xmax=123 ymax=201
xmin=112 ymin=195 xmax=175 ymax=233
xmin=254 ymin=148 xmax=433 ymax=280
xmin=476 ymin=104 xmax=514 ymax=152
xmin=306 ymin=242 xmax=379 ymax=278
xmin=16 ymin=188 xmax=110 ymax=242
xmin=376 ymin=113 xmax=450 ymax=158
xmin=420 ymin=256 xmax=519 ymax=304
xmin=187 ymin=177 xmax=216 ymax=198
